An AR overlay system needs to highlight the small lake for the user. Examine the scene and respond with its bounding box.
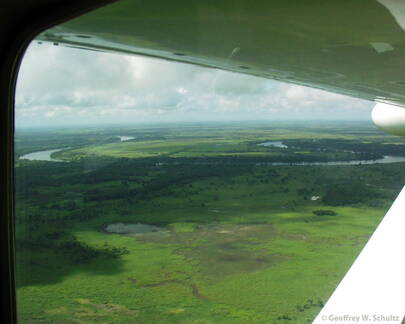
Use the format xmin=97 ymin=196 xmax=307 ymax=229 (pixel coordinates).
xmin=105 ymin=223 xmax=161 ymax=234
xmin=117 ymin=136 xmax=135 ymax=142
xmin=19 ymin=148 xmax=67 ymax=162
xmin=257 ymin=141 xmax=288 ymax=148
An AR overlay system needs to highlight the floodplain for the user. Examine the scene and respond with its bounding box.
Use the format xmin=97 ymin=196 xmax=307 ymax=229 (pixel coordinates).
xmin=15 ymin=121 xmax=405 ymax=323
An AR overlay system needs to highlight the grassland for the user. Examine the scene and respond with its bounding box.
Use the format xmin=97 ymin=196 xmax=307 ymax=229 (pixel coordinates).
xmin=15 ymin=121 xmax=405 ymax=323
xmin=51 ymin=122 xmax=399 ymax=161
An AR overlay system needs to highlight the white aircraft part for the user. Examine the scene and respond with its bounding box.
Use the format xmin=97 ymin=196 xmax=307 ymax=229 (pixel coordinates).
xmin=369 ymin=42 xmax=394 ymax=54
xmin=372 ymin=103 xmax=405 ymax=136
xmin=378 ymin=0 xmax=405 ymax=32
xmin=313 ymin=186 xmax=405 ymax=323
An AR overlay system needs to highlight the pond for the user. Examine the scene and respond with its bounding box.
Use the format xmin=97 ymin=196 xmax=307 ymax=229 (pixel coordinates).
xmin=104 ymin=223 xmax=162 ymax=234
xmin=257 ymin=141 xmax=288 ymax=148
xmin=117 ymin=136 xmax=135 ymax=142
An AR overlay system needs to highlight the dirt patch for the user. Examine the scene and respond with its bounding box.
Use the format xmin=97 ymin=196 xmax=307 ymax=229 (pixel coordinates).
xmin=106 ymin=223 xmax=283 ymax=282
xmin=76 ymin=298 xmax=136 ymax=315
xmin=133 ymin=223 xmax=282 ymax=280
xmin=182 ymin=244 xmax=285 ymax=280
xmin=134 ymin=223 xmax=275 ymax=245
xmin=137 ymin=279 xmax=207 ymax=300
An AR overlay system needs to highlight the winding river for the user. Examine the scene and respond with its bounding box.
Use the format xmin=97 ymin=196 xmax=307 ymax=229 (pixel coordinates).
xmin=19 ymin=135 xmax=135 ymax=162
xmin=254 ymin=155 xmax=405 ymax=166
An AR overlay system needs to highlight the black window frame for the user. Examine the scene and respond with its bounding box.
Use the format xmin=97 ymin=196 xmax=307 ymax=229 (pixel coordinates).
xmin=0 ymin=1 xmax=115 ymax=323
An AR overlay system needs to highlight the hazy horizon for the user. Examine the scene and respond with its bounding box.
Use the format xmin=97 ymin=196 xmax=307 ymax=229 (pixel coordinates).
xmin=15 ymin=119 xmax=377 ymax=131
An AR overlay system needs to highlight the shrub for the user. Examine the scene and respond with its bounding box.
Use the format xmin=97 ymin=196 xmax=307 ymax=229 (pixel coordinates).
xmin=313 ymin=210 xmax=336 ymax=216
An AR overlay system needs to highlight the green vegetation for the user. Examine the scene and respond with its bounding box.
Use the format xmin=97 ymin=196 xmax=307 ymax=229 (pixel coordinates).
xmin=312 ymin=210 xmax=336 ymax=216
xmin=15 ymin=121 xmax=405 ymax=323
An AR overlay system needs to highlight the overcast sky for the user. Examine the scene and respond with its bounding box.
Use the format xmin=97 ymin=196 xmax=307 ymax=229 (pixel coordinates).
xmin=15 ymin=42 xmax=374 ymax=128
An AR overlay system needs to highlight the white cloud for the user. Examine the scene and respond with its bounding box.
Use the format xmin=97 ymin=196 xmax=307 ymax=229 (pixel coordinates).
xmin=15 ymin=41 xmax=374 ymax=127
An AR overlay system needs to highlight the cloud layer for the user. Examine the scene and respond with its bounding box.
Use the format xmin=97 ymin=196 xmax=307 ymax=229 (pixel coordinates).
xmin=15 ymin=42 xmax=374 ymax=127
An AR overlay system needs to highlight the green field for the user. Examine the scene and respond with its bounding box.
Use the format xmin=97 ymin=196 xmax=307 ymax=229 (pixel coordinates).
xmin=15 ymin=121 xmax=405 ymax=323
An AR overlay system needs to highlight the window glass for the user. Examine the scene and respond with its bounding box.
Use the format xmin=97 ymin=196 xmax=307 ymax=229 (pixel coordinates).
xmin=15 ymin=12 xmax=405 ymax=324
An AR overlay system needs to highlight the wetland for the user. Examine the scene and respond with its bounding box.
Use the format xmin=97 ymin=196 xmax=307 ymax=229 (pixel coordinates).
xmin=14 ymin=121 xmax=405 ymax=324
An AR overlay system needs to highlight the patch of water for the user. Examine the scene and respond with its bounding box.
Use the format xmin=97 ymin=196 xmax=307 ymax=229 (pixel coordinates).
xmin=117 ymin=136 xmax=135 ymax=142
xmin=257 ymin=141 xmax=288 ymax=148
xmin=105 ymin=222 xmax=161 ymax=234
xmin=255 ymin=155 xmax=405 ymax=166
xmin=19 ymin=148 xmax=67 ymax=162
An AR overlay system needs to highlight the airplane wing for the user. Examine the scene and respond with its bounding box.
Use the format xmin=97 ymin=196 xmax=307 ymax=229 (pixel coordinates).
xmin=36 ymin=0 xmax=405 ymax=108
xmin=313 ymin=186 xmax=405 ymax=323
xmin=33 ymin=0 xmax=405 ymax=322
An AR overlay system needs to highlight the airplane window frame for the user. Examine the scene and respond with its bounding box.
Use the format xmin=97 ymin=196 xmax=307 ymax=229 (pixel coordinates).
xmin=6 ymin=2 xmax=405 ymax=323
xmin=0 ymin=1 xmax=115 ymax=323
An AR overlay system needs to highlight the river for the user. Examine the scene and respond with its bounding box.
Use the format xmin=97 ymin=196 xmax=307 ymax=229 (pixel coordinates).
xmin=19 ymin=148 xmax=67 ymax=162
xmin=19 ymin=135 xmax=135 ymax=162
xmin=19 ymin=147 xmax=405 ymax=166
xmin=254 ymin=155 xmax=405 ymax=166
